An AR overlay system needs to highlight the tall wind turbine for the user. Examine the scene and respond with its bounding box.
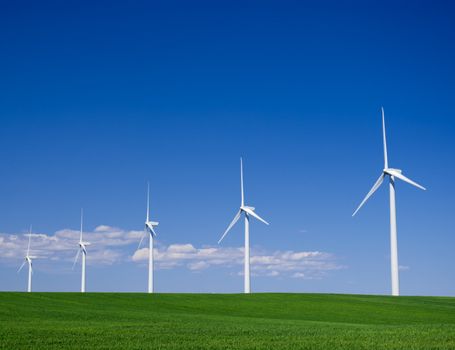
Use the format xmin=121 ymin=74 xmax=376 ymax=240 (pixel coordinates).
xmin=218 ymin=158 xmax=269 ymax=294
xmin=137 ymin=183 xmax=159 ymax=293
xmin=18 ymin=226 xmax=35 ymax=292
xmin=73 ymin=209 xmax=90 ymax=292
xmin=352 ymin=107 xmax=426 ymax=296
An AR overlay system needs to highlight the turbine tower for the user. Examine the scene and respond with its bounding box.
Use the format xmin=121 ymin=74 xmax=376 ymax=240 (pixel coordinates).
xmin=73 ymin=209 xmax=90 ymax=292
xmin=138 ymin=183 xmax=159 ymax=293
xmin=218 ymin=158 xmax=269 ymax=294
xmin=353 ymin=107 xmax=426 ymax=296
xmin=18 ymin=226 xmax=35 ymax=292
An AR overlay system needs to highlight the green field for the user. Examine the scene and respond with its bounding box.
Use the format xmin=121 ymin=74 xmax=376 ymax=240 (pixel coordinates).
xmin=1 ymin=293 xmax=454 ymax=349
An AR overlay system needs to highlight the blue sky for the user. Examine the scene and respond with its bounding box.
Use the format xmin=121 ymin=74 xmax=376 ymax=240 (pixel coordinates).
xmin=0 ymin=0 xmax=454 ymax=295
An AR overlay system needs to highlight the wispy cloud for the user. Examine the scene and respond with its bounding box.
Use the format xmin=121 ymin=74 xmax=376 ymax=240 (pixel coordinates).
xmin=0 ymin=227 xmax=343 ymax=279
xmin=132 ymin=244 xmax=342 ymax=279
xmin=0 ymin=226 xmax=142 ymax=266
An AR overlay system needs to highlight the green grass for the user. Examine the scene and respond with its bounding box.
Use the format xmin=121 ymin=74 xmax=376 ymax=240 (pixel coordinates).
xmin=1 ymin=293 xmax=455 ymax=349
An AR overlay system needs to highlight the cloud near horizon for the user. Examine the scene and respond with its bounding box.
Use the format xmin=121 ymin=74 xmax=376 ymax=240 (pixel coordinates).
xmin=0 ymin=226 xmax=343 ymax=279
xmin=0 ymin=226 xmax=142 ymax=266
xmin=132 ymin=243 xmax=342 ymax=279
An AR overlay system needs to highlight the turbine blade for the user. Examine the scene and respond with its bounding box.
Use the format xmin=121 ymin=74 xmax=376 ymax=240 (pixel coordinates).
xmin=27 ymin=226 xmax=32 ymax=256
xmin=382 ymin=107 xmax=389 ymax=169
xmin=137 ymin=230 xmax=146 ymax=250
xmin=352 ymin=173 xmax=385 ymax=216
xmin=80 ymin=208 xmax=84 ymax=242
xmin=146 ymin=182 xmax=150 ymax=222
xmin=30 ymin=261 xmax=33 ymax=275
xmin=240 ymin=158 xmax=244 ymax=206
xmin=242 ymin=207 xmax=269 ymax=225
xmin=386 ymin=169 xmax=426 ymax=190
xmin=72 ymin=249 xmax=80 ymax=270
xmin=218 ymin=210 xmax=242 ymax=244
xmin=18 ymin=260 xmax=26 ymax=273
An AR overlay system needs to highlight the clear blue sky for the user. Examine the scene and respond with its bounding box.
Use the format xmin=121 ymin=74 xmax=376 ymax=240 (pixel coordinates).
xmin=0 ymin=0 xmax=454 ymax=295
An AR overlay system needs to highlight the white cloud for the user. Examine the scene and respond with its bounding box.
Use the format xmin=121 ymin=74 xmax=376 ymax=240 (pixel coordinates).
xmin=267 ymin=271 xmax=279 ymax=277
xmin=0 ymin=226 xmax=343 ymax=279
xmin=132 ymin=248 xmax=148 ymax=262
xmin=130 ymin=243 xmax=342 ymax=279
xmin=94 ymin=225 xmax=113 ymax=232
xmin=168 ymin=244 xmax=197 ymax=254
xmin=292 ymin=272 xmax=306 ymax=279
xmin=188 ymin=261 xmax=210 ymax=271
xmin=0 ymin=226 xmax=143 ymax=267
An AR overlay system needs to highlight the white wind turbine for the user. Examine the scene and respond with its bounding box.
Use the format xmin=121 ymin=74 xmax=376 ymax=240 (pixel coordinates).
xmin=137 ymin=183 xmax=159 ymax=293
xmin=73 ymin=209 xmax=90 ymax=292
xmin=18 ymin=226 xmax=36 ymax=292
xmin=218 ymin=158 xmax=269 ymax=294
xmin=353 ymin=107 xmax=426 ymax=296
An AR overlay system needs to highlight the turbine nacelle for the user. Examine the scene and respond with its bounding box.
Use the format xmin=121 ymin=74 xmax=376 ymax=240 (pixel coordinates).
xmin=384 ymin=168 xmax=402 ymax=175
xmin=145 ymin=221 xmax=159 ymax=227
xmin=240 ymin=206 xmax=255 ymax=211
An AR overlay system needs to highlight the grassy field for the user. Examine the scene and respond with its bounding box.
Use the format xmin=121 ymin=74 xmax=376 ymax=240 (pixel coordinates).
xmin=0 ymin=293 xmax=454 ymax=349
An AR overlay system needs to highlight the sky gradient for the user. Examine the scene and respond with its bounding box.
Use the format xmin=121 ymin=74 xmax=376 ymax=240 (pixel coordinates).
xmin=0 ymin=0 xmax=454 ymax=295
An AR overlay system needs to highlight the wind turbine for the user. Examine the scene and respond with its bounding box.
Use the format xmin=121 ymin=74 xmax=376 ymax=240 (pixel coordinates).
xmin=137 ymin=183 xmax=159 ymax=293
xmin=218 ymin=158 xmax=269 ymax=294
xmin=352 ymin=107 xmax=426 ymax=296
xmin=18 ymin=226 xmax=35 ymax=292
xmin=73 ymin=209 xmax=90 ymax=292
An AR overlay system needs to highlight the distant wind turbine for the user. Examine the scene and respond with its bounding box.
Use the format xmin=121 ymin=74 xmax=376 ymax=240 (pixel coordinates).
xmin=73 ymin=209 xmax=90 ymax=292
xmin=218 ymin=158 xmax=269 ymax=294
xmin=137 ymin=183 xmax=159 ymax=293
xmin=18 ymin=226 xmax=36 ymax=292
xmin=352 ymin=107 xmax=426 ymax=296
